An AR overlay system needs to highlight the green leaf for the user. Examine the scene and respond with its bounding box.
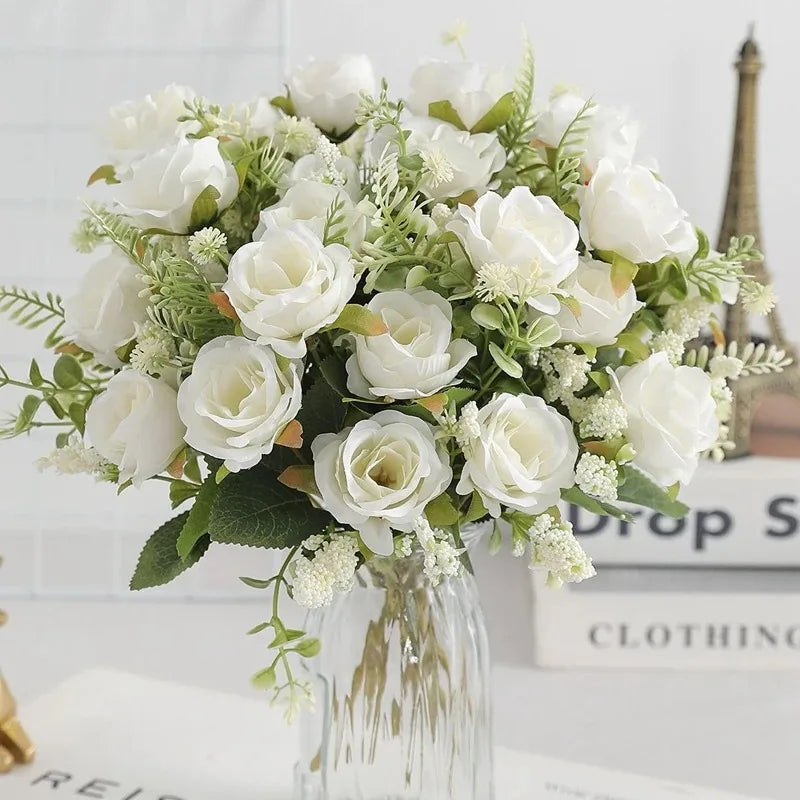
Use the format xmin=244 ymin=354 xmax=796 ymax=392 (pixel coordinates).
xmin=397 ymin=153 xmax=424 ymax=172
xmin=294 ymin=637 xmax=321 ymax=658
xmin=169 ymin=479 xmax=200 ymax=509
xmin=464 ymin=491 xmax=489 ymax=523
xmin=215 ymin=464 xmax=230 ymax=484
xmin=208 ymin=465 xmax=332 ymax=549
xmin=405 ymin=264 xmax=430 ymax=288
xmin=471 ymin=303 xmax=504 ymax=330
xmin=130 ymin=512 xmax=210 ymax=590
xmin=246 ymin=621 xmax=271 ymax=635
xmin=87 ymin=164 xmax=119 ymax=186
xmin=444 ymin=387 xmax=477 ymax=407
xmin=617 ymin=466 xmax=689 ymax=518
xmin=588 ymin=370 xmax=611 ymax=391
xmin=526 ymin=316 xmax=561 ymax=348
xmin=67 ymin=402 xmax=86 ymax=434
xmin=189 ymin=185 xmax=221 ymax=230
xmin=28 ymin=360 xmax=44 ymax=387
xmin=251 ymin=666 xmax=277 ymax=690
xmin=615 ymin=333 xmax=650 ymax=361
xmin=297 ymin=371 xmax=348 ymax=445
xmin=239 ymin=576 xmax=276 ymax=589
xmin=270 ymin=95 xmax=295 ymax=115
xmin=470 ymin=91 xmax=514 ymax=134
xmin=489 ymin=342 xmax=523 ymax=378
xmin=561 ymin=486 xmax=632 ymax=522
xmin=14 ymin=395 xmax=42 ymax=434
xmin=425 ymin=493 xmax=460 ymax=527
xmin=329 ymin=304 xmax=388 ymax=337
xmin=427 ymin=99 xmax=467 ymax=130
xmin=53 ymin=354 xmax=83 ymax=389
xmin=176 ymin=478 xmax=219 ymax=560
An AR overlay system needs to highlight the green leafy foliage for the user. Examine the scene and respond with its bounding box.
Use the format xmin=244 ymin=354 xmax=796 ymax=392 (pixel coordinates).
xmin=499 ymin=35 xmax=536 ymax=160
xmin=189 ymin=185 xmax=220 ymax=230
xmin=0 ymin=286 xmax=65 ymax=346
xmin=208 ymin=465 xmax=333 ymax=549
xmin=470 ymin=92 xmax=514 ymax=134
xmin=130 ymin=512 xmax=210 ymax=590
xmin=176 ymin=477 xmax=219 ymax=560
xmin=562 ymin=486 xmax=632 ymax=522
xmin=617 ymin=466 xmax=689 ymax=518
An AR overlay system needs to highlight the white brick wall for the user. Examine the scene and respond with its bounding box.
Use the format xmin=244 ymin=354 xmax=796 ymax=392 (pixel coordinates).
xmin=0 ymin=0 xmax=289 ymax=600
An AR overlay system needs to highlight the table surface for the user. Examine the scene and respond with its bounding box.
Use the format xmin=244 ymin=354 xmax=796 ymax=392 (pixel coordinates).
xmin=2 ymin=598 xmax=795 ymax=799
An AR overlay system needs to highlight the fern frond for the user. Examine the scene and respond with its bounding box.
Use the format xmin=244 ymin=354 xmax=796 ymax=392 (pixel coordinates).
xmin=684 ymin=341 xmax=793 ymax=375
xmin=322 ymin=195 xmax=348 ymax=246
xmin=83 ymin=203 xmax=164 ymax=267
xmin=501 ymin=35 xmax=536 ymax=159
xmin=0 ymin=286 xmax=66 ymax=347
xmin=552 ymin=98 xmax=594 ymax=206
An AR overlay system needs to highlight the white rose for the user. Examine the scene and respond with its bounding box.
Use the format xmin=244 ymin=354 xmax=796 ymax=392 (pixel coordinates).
xmin=535 ymin=91 xmax=640 ymax=173
xmin=312 ymin=410 xmax=452 ymax=555
xmin=456 ymin=393 xmax=578 ymax=517
xmin=579 ymin=158 xmax=696 ymax=264
xmin=113 ymin=137 xmax=238 ymax=233
xmin=86 ymin=371 xmax=185 ymax=486
xmin=407 ymin=60 xmax=508 ymax=130
xmin=287 ymin=54 xmax=376 ymax=135
xmin=615 ymin=353 xmax=719 ymax=485
xmin=553 ymin=256 xmax=643 ymax=346
xmin=177 ymin=336 xmax=302 ymax=471
xmin=448 ymin=186 xmax=579 ymax=314
xmin=406 ymin=117 xmax=505 ymax=201
xmin=105 ymin=84 xmax=197 ymax=164
xmin=63 ymin=249 xmax=149 ymax=368
xmin=346 ymin=289 xmax=477 ymax=400
xmin=283 ymin=151 xmax=362 ymax=201
xmin=235 ymin=96 xmax=280 ymax=139
xmin=254 ymin=181 xmax=368 ymax=251
xmin=223 ymin=224 xmax=356 ymax=358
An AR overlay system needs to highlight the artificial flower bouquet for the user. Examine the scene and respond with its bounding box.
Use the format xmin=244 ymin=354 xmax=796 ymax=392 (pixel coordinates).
xmin=0 ymin=36 xmax=783 ymax=721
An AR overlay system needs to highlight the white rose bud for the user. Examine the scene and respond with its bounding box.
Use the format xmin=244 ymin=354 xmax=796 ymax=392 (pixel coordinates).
xmin=63 ymin=249 xmax=149 ymax=368
xmin=113 ymin=136 xmax=238 ymax=233
xmin=456 ymin=393 xmax=579 ymax=517
xmin=448 ymin=186 xmax=579 ymax=313
xmin=254 ymin=181 xmax=368 ymax=251
xmin=223 ymin=223 xmax=356 ymax=358
xmin=615 ymin=353 xmax=719 ymax=486
xmin=553 ymin=256 xmax=643 ymax=346
xmin=177 ymin=336 xmax=302 ymax=471
xmin=405 ymin=117 xmax=505 ymax=201
xmin=535 ymin=91 xmax=640 ymax=173
xmin=86 ymin=371 xmax=185 ymax=486
xmin=579 ymin=158 xmax=696 ymax=264
xmin=105 ymin=84 xmax=197 ymax=166
xmin=312 ymin=410 xmax=452 ymax=555
xmin=287 ymin=54 xmax=377 ymax=135
xmin=407 ymin=60 xmax=508 ymax=130
xmin=346 ymin=289 xmax=477 ymax=400
xmin=282 ymin=151 xmax=362 ymax=201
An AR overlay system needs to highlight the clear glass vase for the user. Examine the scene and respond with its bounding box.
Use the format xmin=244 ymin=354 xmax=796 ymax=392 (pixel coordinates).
xmin=293 ymin=525 xmax=494 ymax=800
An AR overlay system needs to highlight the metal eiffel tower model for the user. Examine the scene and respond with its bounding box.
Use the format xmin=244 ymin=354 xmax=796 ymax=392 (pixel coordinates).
xmin=718 ymin=28 xmax=800 ymax=456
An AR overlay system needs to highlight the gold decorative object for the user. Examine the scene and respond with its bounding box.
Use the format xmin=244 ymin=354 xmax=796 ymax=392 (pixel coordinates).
xmin=0 ymin=557 xmax=35 ymax=773
xmin=718 ymin=27 xmax=800 ymax=456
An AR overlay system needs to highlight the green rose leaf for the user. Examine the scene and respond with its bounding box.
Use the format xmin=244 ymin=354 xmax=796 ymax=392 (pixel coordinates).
xmin=87 ymin=164 xmax=120 ymax=186
xmin=169 ymin=479 xmax=201 ymax=509
xmin=425 ymin=493 xmax=460 ymax=528
xmin=470 ymin=91 xmax=514 ymax=134
xmin=189 ymin=185 xmax=221 ymax=230
xmin=615 ymin=333 xmax=651 ymax=361
xmin=328 ymin=304 xmax=389 ymax=337
xmin=427 ymin=99 xmax=467 ymax=130
xmin=176 ymin=477 xmax=219 ymax=560
xmin=610 ymin=253 xmax=639 ymax=297
xmin=270 ymin=95 xmax=296 ymax=115
xmin=130 ymin=512 xmax=210 ymax=590
xmin=617 ymin=466 xmax=689 ymax=518
xmin=208 ymin=465 xmax=332 ymax=549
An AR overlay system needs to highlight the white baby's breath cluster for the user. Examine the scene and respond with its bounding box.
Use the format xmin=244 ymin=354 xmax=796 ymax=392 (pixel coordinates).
xmin=528 ymin=514 xmax=596 ymax=588
xmin=291 ymin=534 xmax=360 ymax=609
xmin=575 ymin=452 xmax=618 ymax=502
xmin=414 ymin=517 xmax=462 ymax=586
xmin=36 ymin=433 xmax=114 ymax=481
xmin=2 ymin=35 xmax=785 ymax=720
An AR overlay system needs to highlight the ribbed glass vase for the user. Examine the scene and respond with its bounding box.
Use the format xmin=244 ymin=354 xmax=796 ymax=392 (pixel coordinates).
xmin=293 ymin=525 xmax=494 ymax=800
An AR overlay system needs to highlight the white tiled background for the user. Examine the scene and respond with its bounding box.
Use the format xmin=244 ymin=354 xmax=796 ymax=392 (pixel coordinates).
xmin=2 ymin=0 xmax=800 ymax=601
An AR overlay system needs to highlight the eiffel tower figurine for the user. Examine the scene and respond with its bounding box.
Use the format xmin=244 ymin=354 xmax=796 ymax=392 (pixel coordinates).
xmin=718 ymin=26 xmax=800 ymax=456
xmin=0 ymin=557 xmax=36 ymax=774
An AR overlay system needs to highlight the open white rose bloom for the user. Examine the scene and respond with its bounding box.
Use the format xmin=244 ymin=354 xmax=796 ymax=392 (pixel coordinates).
xmin=0 ymin=42 xmax=782 ymax=713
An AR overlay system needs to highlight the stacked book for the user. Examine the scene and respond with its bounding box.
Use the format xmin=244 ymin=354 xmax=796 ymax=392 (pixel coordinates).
xmin=533 ymin=455 xmax=800 ymax=668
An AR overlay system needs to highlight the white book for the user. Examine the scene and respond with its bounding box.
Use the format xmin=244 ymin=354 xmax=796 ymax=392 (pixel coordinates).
xmin=532 ymin=569 xmax=800 ymax=669
xmin=1 ymin=669 xmax=761 ymax=799
xmin=565 ymin=456 xmax=800 ymax=567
